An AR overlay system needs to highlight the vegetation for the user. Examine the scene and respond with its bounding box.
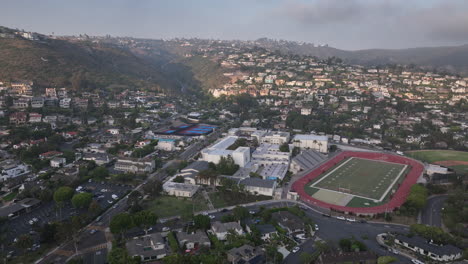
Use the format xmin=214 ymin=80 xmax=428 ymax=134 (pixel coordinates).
xmin=442 ymin=188 xmax=468 ymax=237
xmin=71 ymin=192 xmax=93 ymax=209
xmin=410 ymin=224 xmax=454 ymax=245
xmin=377 ymin=256 xmax=398 ymax=264
xmin=399 ymin=184 xmax=428 ymax=216
xmin=0 ymin=34 xmax=180 ymax=93
xmin=144 ymin=195 xmax=208 ymax=218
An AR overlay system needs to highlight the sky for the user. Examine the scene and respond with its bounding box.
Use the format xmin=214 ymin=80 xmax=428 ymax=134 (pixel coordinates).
xmin=1 ymin=0 xmax=468 ymax=50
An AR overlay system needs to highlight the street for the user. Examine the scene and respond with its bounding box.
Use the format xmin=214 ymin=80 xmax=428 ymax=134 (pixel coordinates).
xmin=420 ymin=195 xmax=447 ymax=227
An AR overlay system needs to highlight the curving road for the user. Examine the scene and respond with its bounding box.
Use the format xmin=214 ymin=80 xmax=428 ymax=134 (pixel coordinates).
xmin=420 ymin=195 xmax=447 ymax=227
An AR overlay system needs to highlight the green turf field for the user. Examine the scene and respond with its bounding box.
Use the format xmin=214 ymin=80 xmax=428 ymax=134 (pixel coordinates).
xmin=309 ymin=157 xmax=407 ymax=201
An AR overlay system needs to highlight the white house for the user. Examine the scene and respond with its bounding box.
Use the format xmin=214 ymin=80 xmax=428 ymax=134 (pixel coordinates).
xmin=0 ymin=160 xmax=30 ymax=181
xmin=211 ymin=221 xmax=244 ymax=240
xmin=50 ymin=157 xmax=66 ymax=168
xmin=395 ymin=235 xmax=462 ymax=262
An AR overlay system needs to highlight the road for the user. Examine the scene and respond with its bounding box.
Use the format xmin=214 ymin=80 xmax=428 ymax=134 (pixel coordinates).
xmin=420 ymin=195 xmax=447 ymax=227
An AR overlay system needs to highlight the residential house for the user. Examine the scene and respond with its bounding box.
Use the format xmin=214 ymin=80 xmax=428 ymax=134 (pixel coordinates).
xmin=31 ymin=97 xmax=45 ymax=108
xmin=28 ymin=113 xmax=42 ymax=123
xmin=126 ymin=233 xmax=168 ymax=261
xmin=9 ymin=112 xmax=27 ymax=125
xmin=176 ymin=231 xmax=211 ymax=250
xmin=0 ymin=160 xmax=30 ymax=181
xmin=317 ymin=252 xmax=378 ymax=264
xmin=395 ymin=235 xmax=462 ymax=262
xmin=211 ymin=221 xmax=244 ymax=240
xmin=227 ymin=245 xmax=266 ymax=264
xmin=271 ymin=211 xmax=305 ymax=235
xmin=247 ymin=224 xmax=277 ymax=241
xmin=59 ymin=98 xmax=71 ymax=109
xmin=50 ymin=157 xmax=66 ymax=168
xmin=82 ymin=153 xmax=111 ymax=166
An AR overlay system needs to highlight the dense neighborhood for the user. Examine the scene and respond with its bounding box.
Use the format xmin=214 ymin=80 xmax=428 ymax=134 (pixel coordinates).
xmin=0 ymin=29 xmax=467 ymax=264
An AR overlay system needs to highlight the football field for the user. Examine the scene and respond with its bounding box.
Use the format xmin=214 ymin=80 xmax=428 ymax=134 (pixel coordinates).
xmin=307 ymin=157 xmax=407 ymax=203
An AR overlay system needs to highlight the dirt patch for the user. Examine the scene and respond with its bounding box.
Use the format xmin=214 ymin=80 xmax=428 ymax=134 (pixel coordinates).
xmin=434 ymin=160 xmax=468 ymax=166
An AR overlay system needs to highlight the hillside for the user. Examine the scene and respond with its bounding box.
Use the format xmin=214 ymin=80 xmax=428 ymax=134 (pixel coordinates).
xmin=0 ymin=33 xmax=180 ymax=93
xmin=255 ymin=39 xmax=468 ymax=76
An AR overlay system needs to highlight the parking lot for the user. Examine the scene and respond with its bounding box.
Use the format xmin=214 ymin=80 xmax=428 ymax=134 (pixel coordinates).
xmin=3 ymin=181 xmax=131 ymax=250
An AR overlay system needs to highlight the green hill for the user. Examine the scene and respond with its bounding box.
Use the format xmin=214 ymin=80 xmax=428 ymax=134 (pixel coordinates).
xmin=0 ymin=31 xmax=180 ymax=93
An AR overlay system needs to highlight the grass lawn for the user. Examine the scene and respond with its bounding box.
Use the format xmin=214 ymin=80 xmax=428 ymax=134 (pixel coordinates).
xmin=2 ymin=191 xmax=17 ymax=201
xmin=145 ymin=195 xmax=209 ymax=218
xmin=405 ymin=150 xmax=468 ymax=163
xmin=450 ymin=165 xmax=468 ymax=174
xmin=309 ymin=157 xmax=406 ymax=201
xmin=208 ymin=190 xmax=271 ymax=209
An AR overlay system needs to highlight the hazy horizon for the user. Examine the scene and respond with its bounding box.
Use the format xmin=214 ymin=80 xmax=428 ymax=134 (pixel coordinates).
xmin=2 ymin=0 xmax=468 ymax=50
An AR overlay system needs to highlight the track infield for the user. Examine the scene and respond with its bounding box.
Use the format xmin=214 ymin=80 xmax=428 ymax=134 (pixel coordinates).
xmin=306 ymin=157 xmax=407 ymax=204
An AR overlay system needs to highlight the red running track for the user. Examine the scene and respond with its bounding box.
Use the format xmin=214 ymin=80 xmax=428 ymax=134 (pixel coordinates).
xmin=291 ymin=151 xmax=424 ymax=215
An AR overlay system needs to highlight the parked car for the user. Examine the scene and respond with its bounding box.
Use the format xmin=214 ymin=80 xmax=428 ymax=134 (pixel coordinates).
xmin=292 ymin=246 xmax=300 ymax=253
xmin=162 ymin=227 xmax=170 ymax=232
xmin=314 ymin=224 xmax=319 ymax=231
xmin=336 ymin=216 xmax=346 ymax=220
xmin=90 ymin=229 xmax=97 ymax=234
xmin=346 ymin=218 xmax=356 ymax=222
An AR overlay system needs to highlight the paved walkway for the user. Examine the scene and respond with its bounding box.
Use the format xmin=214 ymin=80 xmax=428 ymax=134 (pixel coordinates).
xmin=202 ymin=189 xmax=215 ymax=210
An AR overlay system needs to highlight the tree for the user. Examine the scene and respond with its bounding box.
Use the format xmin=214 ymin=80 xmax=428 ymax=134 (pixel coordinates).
xmin=279 ymin=143 xmax=289 ymax=152
xmin=300 ymin=252 xmax=313 ymax=264
xmin=40 ymin=223 xmax=58 ymax=244
xmin=142 ymin=179 xmax=163 ymax=198
xmin=71 ymin=192 xmax=93 ymax=209
xmin=173 ymin=176 xmax=185 ymax=183
xmin=88 ymin=200 xmax=101 ymax=215
xmin=133 ymin=210 xmax=157 ymax=230
xmin=197 ymin=169 xmax=219 ymax=185
xmin=110 ymin=213 xmax=134 ymax=235
xmin=377 ymin=256 xmax=398 ymax=264
xmin=15 ymin=234 xmax=33 ymax=251
xmin=232 ymin=206 xmax=249 ymax=221
xmin=53 ymin=186 xmax=74 ymax=203
xmin=91 ymin=166 xmax=109 ymax=180
xmin=54 ymin=186 xmax=74 ymax=218
xmin=108 ymin=247 xmax=137 ymax=264
xmin=193 ymin=214 xmax=211 ymax=230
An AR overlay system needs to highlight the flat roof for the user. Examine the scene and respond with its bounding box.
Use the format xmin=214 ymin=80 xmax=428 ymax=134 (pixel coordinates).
xmin=293 ymin=134 xmax=328 ymax=141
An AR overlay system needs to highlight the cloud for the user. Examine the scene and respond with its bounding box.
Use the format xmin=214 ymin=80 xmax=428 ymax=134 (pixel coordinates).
xmin=270 ymin=0 xmax=468 ymax=48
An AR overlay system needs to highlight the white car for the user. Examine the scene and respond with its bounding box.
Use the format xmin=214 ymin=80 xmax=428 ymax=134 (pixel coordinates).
xmin=162 ymin=227 xmax=170 ymax=232
xmin=314 ymin=224 xmax=319 ymax=231
xmin=107 ymin=200 xmax=113 ymax=204
xmin=249 ymin=210 xmax=256 ymax=214
xmin=112 ymin=194 xmax=118 ymax=200
xmin=411 ymin=259 xmax=424 ymax=264
xmin=209 ymin=215 xmax=215 ymax=219
xmin=336 ymin=216 xmax=346 ymax=220
xmin=295 ymin=234 xmax=306 ymax=240
xmin=202 ymin=212 xmax=209 ymax=216
xmin=292 ymin=246 xmax=300 ymax=253
xmin=346 ymin=218 xmax=356 ymax=222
